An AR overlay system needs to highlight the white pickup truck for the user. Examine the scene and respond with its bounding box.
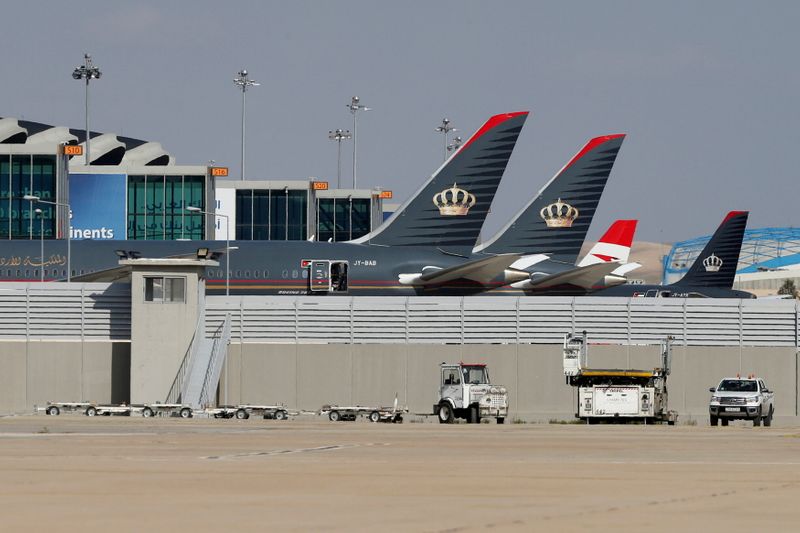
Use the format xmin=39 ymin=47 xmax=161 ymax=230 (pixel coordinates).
xmin=709 ymin=377 xmax=775 ymax=427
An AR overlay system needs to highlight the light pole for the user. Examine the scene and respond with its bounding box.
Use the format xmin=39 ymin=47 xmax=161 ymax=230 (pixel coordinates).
xmin=284 ymin=187 xmax=289 ymax=241
xmin=328 ymin=129 xmax=352 ymax=188
xmin=34 ymin=209 xmax=44 ymax=282
xmin=72 ymin=53 xmax=102 ymax=166
xmin=186 ymin=206 xmax=230 ymax=296
xmin=346 ymin=96 xmax=371 ymax=188
xmin=25 ymin=195 xmax=71 ymax=282
xmin=447 ymin=135 xmax=463 ymax=155
xmin=348 ymin=195 xmax=353 ymax=241
xmin=436 ymin=118 xmax=458 ymax=162
xmin=233 ymin=69 xmax=260 ymax=181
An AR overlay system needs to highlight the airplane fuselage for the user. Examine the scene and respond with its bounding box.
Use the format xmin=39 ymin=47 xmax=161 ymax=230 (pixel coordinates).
xmin=0 ymin=239 xmax=530 ymax=296
xmin=0 ymin=240 xmax=748 ymax=298
xmin=593 ymin=283 xmax=754 ymax=299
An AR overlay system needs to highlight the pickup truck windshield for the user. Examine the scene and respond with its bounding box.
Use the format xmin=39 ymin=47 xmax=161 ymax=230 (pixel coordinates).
xmin=717 ymin=380 xmax=758 ymax=392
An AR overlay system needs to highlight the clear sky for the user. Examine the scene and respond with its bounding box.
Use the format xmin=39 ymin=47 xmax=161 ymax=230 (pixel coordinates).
xmin=1 ymin=1 xmax=797 ymax=242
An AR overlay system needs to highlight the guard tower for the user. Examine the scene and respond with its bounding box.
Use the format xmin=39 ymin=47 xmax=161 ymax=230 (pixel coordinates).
xmin=120 ymin=254 xmax=230 ymax=406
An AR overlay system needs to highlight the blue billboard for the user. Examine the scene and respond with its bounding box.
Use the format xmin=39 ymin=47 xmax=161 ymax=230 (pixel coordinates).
xmin=69 ymin=173 xmax=126 ymax=240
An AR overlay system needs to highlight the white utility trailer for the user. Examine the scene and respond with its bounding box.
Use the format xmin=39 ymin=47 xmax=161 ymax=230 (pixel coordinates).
xmin=320 ymin=396 xmax=407 ymax=423
xmin=564 ymin=332 xmax=678 ymax=425
xmin=39 ymin=401 xmax=193 ymax=418
xmin=205 ymin=405 xmax=291 ymax=420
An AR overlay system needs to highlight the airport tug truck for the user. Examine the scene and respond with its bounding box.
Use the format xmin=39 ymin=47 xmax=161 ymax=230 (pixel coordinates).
xmin=563 ymin=333 xmax=678 ymax=425
xmin=434 ymin=363 xmax=508 ymax=424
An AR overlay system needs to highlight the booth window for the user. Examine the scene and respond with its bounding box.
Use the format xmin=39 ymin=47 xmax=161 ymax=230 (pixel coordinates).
xmin=144 ymin=276 xmax=186 ymax=303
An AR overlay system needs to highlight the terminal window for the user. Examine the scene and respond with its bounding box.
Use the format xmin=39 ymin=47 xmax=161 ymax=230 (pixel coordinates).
xmin=127 ymin=175 xmax=205 ymax=240
xmin=235 ymin=188 xmax=308 ymax=240
xmin=144 ymin=276 xmax=186 ymax=303
xmin=317 ymin=197 xmax=372 ymax=242
xmin=0 ymin=154 xmax=57 ymax=239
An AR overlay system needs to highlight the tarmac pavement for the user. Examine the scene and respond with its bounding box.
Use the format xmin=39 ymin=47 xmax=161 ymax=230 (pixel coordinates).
xmin=0 ymin=415 xmax=798 ymax=532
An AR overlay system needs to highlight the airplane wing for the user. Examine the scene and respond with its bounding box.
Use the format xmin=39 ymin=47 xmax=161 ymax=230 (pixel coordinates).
xmin=399 ymin=253 xmax=524 ymax=286
xmin=68 ymin=249 xmax=224 ymax=283
xmin=611 ymin=262 xmax=641 ymax=276
xmin=516 ymin=261 xmax=624 ymax=290
xmin=69 ymin=265 xmax=133 ymax=283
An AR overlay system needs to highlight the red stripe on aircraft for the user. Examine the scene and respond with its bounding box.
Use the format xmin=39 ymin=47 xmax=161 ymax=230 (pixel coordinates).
xmin=563 ymin=133 xmax=626 ymax=171
xmin=722 ymin=210 xmax=748 ymax=224
xmin=598 ymin=219 xmax=637 ymax=247
xmin=459 ymin=111 xmax=529 ymax=151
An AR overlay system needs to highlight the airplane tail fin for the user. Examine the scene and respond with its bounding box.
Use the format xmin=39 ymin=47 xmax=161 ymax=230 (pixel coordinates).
xmin=577 ymin=219 xmax=638 ymax=267
xmin=475 ymin=134 xmax=625 ymax=263
xmin=673 ymin=211 xmax=748 ymax=289
xmin=351 ymin=111 xmax=529 ymax=251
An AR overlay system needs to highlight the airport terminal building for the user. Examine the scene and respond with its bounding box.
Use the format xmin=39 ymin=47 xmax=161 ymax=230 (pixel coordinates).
xmin=0 ymin=117 xmax=387 ymax=244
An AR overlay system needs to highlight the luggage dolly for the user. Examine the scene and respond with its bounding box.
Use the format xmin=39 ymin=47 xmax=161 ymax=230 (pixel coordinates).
xmin=320 ymin=395 xmax=407 ymax=423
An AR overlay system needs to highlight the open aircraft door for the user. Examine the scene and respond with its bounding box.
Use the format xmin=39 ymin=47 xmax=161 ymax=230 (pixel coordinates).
xmin=310 ymin=261 xmax=331 ymax=292
xmin=306 ymin=260 xmax=349 ymax=293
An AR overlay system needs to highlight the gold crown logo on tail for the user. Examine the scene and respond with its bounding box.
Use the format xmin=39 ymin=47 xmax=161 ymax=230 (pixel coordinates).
xmin=433 ymin=183 xmax=477 ymax=216
xmin=540 ymin=198 xmax=579 ymax=228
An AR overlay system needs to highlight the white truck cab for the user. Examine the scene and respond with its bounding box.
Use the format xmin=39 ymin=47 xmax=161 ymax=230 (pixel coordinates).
xmin=709 ymin=377 xmax=774 ymax=427
xmin=435 ymin=363 xmax=508 ymax=424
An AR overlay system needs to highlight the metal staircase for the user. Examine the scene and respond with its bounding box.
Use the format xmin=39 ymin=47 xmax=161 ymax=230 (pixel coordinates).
xmin=166 ymin=312 xmax=231 ymax=408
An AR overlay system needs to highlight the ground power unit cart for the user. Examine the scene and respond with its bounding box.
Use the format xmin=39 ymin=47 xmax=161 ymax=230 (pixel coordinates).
xmin=563 ymin=333 xmax=678 ymax=424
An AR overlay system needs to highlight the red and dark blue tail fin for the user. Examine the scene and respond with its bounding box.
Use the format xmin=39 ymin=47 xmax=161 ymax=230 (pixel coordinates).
xmin=673 ymin=211 xmax=748 ymax=289
xmin=475 ymin=134 xmax=625 ymax=263
xmin=352 ymin=112 xmax=529 ymax=252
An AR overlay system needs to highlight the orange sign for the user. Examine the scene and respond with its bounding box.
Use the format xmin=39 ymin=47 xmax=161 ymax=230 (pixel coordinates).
xmin=312 ymin=181 xmax=329 ymax=191
xmin=210 ymin=167 xmax=229 ymax=177
xmin=63 ymin=145 xmax=83 ymax=156
xmin=378 ymin=190 xmax=393 ymax=199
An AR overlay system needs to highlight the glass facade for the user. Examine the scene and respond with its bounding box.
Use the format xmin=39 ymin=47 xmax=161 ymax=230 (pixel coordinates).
xmin=0 ymin=154 xmax=57 ymax=239
xmin=235 ymin=189 xmax=308 ymax=240
xmin=317 ymin=197 xmax=372 ymax=242
xmin=127 ymin=175 xmax=204 ymax=240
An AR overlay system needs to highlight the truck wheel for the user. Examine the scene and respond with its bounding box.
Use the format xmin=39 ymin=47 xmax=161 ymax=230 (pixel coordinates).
xmin=721 ymin=418 xmax=729 ymax=426
xmin=85 ymin=406 xmax=97 ymax=417
xmin=329 ymin=410 xmax=341 ymax=422
xmin=274 ymin=410 xmax=287 ymax=421
xmin=438 ymin=403 xmax=454 ymax=424
xmin=369 ymin=411 xmax=381 ymax=423
xmin=764 ymin=407 xmax=773 ymax=427
xmin=235 ymin=409 xmax=248 ymax=420
xmin=753 ymin=415 xmax=761 ymax=427
xmin=142 ymin=407 xmax=154 ymax=418
xmin=47 ymin=406 xmax=60 ymax=416
xmin=468 ymin=406 xmax=479 ymax=424
xmin=710 ymin=415 xmax=718 ymax=426
xmin=179 ymin=407 xmax=192 ymax=419
xmin=496 ymin=417 xmax=505 ymax=424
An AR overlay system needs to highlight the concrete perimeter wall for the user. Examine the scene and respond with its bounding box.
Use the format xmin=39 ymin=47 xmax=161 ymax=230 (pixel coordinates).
xmin=0 ymin=341 xmax=130 ymax=414
xmin=1 ymin=339 xmax=798 ymax=424
xmin=220 ymin=343 xmax=800 ymax=422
